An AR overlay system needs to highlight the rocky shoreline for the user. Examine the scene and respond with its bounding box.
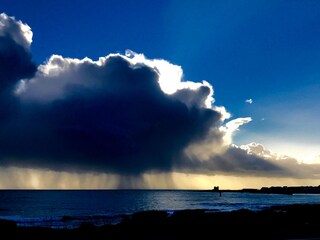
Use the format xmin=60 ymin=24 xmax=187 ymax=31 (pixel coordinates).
xmin=1 ymin=204 xmax=320 ymax=239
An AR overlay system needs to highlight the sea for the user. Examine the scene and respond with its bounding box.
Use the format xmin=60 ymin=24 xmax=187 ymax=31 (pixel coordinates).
xmin=1 ymin=190 xmax=320 ymax=229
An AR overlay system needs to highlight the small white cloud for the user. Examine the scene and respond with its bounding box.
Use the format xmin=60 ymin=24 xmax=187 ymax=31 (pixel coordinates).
xmin=245 ymin=99 xmax=253 ymax=104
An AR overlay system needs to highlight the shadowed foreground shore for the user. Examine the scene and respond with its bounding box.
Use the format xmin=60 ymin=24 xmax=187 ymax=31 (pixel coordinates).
xmin=2 ymin=204 xmax=320 ymax=240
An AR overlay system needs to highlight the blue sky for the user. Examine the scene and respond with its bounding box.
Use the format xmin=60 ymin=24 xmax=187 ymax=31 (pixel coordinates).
xmin=1 ymin=0 xmax=319 ymax=162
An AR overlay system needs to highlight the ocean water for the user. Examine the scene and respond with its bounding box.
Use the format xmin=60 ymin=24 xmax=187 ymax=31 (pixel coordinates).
xmin=1 ymin=190 xmax=320 ymax=228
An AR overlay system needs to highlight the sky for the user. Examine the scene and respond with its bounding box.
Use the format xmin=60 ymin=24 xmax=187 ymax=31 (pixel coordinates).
xmin=0 ymin=0 xmax=319 ymax=189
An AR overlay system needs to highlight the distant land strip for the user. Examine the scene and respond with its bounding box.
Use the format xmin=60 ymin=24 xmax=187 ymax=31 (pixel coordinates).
xmin=207 ymin=186 xmax=320 ymax=195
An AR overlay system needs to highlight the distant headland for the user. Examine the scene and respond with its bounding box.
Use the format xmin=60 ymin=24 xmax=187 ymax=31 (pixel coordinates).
xmin=209 ymin=185 xmax=320 ymax=195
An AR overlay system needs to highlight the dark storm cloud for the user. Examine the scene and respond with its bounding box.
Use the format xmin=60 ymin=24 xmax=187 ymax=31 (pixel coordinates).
xmin=0 ymin=13 xmax=36 ymax=122
xmin=1 ymin=50 xmax=285 ymax=176
xmin=0 ymin=54 xmax=222 ymax=174
xmin=1 ymin=13 xmax=318 ymax=179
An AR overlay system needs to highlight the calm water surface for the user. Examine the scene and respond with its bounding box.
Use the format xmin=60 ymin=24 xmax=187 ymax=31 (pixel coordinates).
xmin=1 ymin=190 xmax=320 ymax=228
